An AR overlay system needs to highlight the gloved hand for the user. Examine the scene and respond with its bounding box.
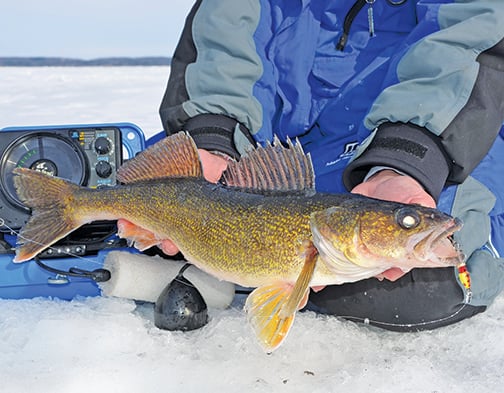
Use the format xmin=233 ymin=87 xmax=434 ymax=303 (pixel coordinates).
xmin=116 ymin=149 xmax=229 ymax=255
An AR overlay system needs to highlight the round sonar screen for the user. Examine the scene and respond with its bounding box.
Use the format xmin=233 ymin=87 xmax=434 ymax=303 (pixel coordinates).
xmin=0 ymin=133 xmax=88 ymax=210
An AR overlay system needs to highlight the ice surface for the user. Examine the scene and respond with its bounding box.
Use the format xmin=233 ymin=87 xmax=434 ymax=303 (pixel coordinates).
xmin=1 ymin=67 xmax=168 ymax=134
xmin=0 ymin=67 xmax=503 ymax=393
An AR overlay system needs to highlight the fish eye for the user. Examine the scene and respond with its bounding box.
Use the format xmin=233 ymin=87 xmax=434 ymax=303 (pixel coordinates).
xmin=395 ymin=207 xmax=421 ymax=230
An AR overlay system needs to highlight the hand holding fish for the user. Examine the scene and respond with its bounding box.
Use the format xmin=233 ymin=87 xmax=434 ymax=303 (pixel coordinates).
xmin=351 ymin=169 xmax=436 ymax=208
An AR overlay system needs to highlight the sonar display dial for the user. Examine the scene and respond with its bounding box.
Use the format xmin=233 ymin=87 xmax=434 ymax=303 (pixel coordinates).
xmin=0 ymin=133 xmax=88 ymax=210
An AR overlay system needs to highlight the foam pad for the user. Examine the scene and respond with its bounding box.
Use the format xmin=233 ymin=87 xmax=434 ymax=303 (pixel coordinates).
xmin=99 ymin=251 xmax=235 ymax=309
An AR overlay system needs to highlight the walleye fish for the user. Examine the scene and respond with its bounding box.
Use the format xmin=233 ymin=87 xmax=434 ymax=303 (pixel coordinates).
xmin=12 ymin=132 xmax=462 ymax=352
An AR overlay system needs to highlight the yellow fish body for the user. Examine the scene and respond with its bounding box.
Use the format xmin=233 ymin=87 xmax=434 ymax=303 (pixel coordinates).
xmin=13 ymin=132 xmax=462 ymax=352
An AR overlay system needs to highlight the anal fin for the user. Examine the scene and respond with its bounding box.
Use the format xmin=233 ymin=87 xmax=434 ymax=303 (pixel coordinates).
xmin=245 ymin=244 xmax=318 ymax=352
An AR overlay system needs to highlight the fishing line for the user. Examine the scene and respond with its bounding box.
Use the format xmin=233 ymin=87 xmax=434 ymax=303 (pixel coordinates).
xmin=336 ymin=252 xmax=474 ymax=329
xmin=336 ymin=302 xmax=471 ymax=330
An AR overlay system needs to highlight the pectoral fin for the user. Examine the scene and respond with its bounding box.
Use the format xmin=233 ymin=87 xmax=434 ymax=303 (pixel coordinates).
xmin=245 ymin=244 xmax=318 ymax=352
xmin=117 ymin=219 xmax=160 ymax=251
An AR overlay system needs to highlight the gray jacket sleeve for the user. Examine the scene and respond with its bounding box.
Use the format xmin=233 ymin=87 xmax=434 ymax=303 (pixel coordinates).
xmin=159 ymin=0 xmax=261 ymax=158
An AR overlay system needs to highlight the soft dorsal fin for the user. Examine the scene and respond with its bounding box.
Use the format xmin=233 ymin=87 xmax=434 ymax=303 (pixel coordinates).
xmin=117 ymin=132 xmax=203 ymax=183
xmin=222 ymin=136 xmax=315 ymax=193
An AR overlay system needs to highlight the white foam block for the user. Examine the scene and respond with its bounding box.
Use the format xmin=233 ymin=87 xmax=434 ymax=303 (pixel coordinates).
xmin=99 ymin=251 xmax=235 ymax=309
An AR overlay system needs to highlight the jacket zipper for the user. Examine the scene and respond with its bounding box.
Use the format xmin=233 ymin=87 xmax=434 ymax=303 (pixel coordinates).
xmin=336 ymin=0 xmax=368 ymax=51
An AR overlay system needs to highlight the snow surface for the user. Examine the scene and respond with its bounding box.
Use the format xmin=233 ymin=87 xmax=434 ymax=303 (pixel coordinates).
xmin=1 ymin=67 xmax=503 ymax=393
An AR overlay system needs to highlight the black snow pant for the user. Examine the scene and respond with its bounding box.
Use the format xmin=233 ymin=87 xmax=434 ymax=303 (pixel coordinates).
xmin=305 ymin=267 xmax=486 ymax=332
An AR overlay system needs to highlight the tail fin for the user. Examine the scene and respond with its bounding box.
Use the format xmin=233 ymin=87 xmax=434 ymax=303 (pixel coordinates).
xmin=12 ymin=168 xmax=81 ymax=263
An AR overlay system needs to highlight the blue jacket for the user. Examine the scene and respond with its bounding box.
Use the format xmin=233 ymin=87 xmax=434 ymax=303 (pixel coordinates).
xmin=159 ymin=0 xmax=504 ymax=306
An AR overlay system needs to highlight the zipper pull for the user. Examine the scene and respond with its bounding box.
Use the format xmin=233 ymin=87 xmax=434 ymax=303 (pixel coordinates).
xmin=367 ymin=0 xmax=375 ymax=37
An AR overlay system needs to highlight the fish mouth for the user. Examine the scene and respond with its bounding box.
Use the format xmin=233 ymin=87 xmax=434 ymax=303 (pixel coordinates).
xmin=412 ymin=217 xmax=463 ymax=265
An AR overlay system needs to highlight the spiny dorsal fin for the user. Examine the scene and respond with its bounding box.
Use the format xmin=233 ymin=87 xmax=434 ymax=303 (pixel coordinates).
xmin=117 ymin=132 xmax=202 ymax=183
xmin=222 ymin=136 xmax=315 ymax=193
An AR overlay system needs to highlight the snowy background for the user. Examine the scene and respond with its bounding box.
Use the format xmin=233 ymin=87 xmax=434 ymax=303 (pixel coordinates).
xmin=1 ymin=67 xmax=503 ymax=393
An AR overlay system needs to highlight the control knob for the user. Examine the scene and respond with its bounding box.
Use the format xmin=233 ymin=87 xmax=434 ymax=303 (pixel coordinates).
xmin=95 ymin=161 xmax=113 ymax=178
xmin=94 ymin=137 xmax=112 ymax=155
